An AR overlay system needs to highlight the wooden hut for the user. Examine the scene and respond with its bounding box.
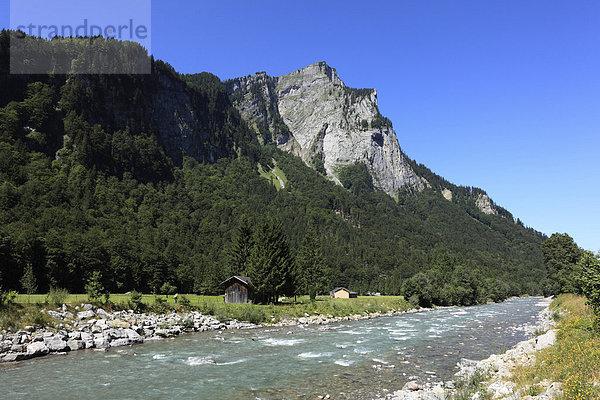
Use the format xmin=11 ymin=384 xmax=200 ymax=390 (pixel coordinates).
xmin=221 ymin=276 xmax=252 ymax=303
xmin=330 ymin=287 xmax=357 ymax=299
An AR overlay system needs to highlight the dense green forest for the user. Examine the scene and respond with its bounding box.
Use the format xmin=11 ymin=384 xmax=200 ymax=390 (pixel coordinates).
xmin=0 ymin=32 xmax=546 ymax=305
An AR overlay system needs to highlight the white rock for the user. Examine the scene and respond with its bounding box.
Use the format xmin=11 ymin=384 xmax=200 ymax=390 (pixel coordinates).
xmin=535 ymin=330 xmax=557 ymax=350
xmin=26 ymin=342 xmax=49 ymax=356
xmin=43 ymin=336 xmax=69 ymax=352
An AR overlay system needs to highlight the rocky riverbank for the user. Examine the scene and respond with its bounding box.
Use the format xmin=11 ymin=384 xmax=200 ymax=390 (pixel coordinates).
xmin=0 ymin=304 xmax=257 ymax=363
xmin=380 ymin=297 xmax=559 ymax=400
xmin=0 ymin=302 xmax=430 ymax=364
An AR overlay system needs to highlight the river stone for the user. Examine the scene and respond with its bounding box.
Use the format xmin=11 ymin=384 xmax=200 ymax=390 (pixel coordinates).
xmin=487 ymin=381 xmax=515 ymax=399
xmin=47 ymin=310 xmax=63 ymax=319
xmin=124 ymin=329 xmax=142 ymax=343
xmin=67 ymin=339 xmax=85 ymax=350
xmin=108 ymin=319 xmax=130 ymax=329
xmin=402 ymin=381 xmax=421 ymax=391
xmin=96 ymin=309 xmax=111 ymax=318
xmin=44 ymin=336 xmax=69 ymax=352
xmin=68 ymin=331 xmax=81 ymax=340
xmin=154 ymin=329 xmax=169 ymax=337
xmin=110 ymin=338 xmax=131 ymax=347
xmin=11 ymin=344 xmax=25 ymax=352
xmin=77 ymin=310 xmax=95 ymax=320
xmin=1 ymin=352 xmax=31 ymax=362
xmin=535 ymin=330 xmax=557 ymax=350
xmin=81 ymin=332 xmax=94 ymax=348
xmin=27 ymin=341 xmax=49 ymax=356
xmin=93 ymin=336 xmax=110 ymax=349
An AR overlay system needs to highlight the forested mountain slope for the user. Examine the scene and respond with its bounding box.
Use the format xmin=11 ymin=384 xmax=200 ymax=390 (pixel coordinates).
xmin=0 ymin=32 xmax=545 ymax=303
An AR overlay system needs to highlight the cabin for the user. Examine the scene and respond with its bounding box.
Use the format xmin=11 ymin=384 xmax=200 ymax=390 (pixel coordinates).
xmin=221 ymin=276 xmax=252 ymax=303
xmin=330 ymin=287 xmax=357 ymax=299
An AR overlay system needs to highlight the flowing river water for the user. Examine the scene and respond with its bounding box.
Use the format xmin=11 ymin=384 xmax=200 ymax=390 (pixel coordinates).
xmin=0 ymin=297 xmax=548 ymax=399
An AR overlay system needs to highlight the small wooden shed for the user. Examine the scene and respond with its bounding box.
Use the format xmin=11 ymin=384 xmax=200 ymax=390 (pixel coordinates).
xmin=221 ymin=276 xmax=252 ymax=303
xmin=330 ymin=287 xmax=357 ymax=299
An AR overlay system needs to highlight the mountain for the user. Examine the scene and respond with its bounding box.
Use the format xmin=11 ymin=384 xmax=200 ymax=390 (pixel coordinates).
xmin=226 ymin=61 xmax=506 ymax=218
xmin=226 ymin=61 xmax=427 ymax=197
xmin=0 ymin=32 xmax=545 ymax=302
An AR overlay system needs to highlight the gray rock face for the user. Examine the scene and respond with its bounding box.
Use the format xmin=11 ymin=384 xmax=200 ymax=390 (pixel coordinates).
xmin=475 ymin=193 xmax=498 ymax=215
xmin=227 ymin=62 xmax=427 ymax=197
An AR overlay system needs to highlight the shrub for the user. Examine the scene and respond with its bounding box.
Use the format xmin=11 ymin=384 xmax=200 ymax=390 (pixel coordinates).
xmin=178 ymin=295 xmax=191 ymax=308
xmin=0 ymin=289 xmax=17 ymax=307
xmin=46 ymin=287 xmax=69 ymax=305
xmin=152 ymin=296 xmax=168 ymax=314
xmin=128 ymin=291 xmax=144 ymax=312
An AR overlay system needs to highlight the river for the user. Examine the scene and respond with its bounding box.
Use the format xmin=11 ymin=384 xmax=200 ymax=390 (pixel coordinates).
xmin=0 ymin=297 xmax=547 ymax=399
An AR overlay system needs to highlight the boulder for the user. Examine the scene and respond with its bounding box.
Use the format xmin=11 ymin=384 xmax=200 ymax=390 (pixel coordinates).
xmin=77 ymin=310 xmax=96 ymax=320
xmin=44 ymin=335 xmax=69 ymax=352
xmin=487 ymin=381 xmax=516 ymax=399
xmin=1 ymin=352 xmax=31 ymax=362
xmin=402 ymin=381 xmax=421 ymax=391
xmin=81 ymin=332 xmax=94 ymax=348
xmin=93 ymin=335 xmax=110 ymax=349
xmin=47 ymin=310 xmax=63 ymax=319
xmin=96 ymin=309 xmax=111 ymax=319
xmin=108 ymin=319 xmax=130 ymax=329
xmin=123 ymin=329 xmax=142 ymax=343
xmin=66 ymin=339 xmax=85 ymax=350
xmin=535 ymin=330 xmax=557 ymax=351
xmin=110 ymin=338 xmax=131 ymax=347
xmin=27 ymin=341 xmax=49 ymax=356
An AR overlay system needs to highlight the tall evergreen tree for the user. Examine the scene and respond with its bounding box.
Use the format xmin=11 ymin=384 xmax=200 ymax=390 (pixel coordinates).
xmin=228 ymin=216 xmax=254 ymax=276
xmin=296 ymin=225 xmax=327 ymax=299
xmin=247 ymin=219 xmax=294 ymax=303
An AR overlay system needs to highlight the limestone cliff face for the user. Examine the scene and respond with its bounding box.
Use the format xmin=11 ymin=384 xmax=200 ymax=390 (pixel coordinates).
xmin=227 ymin=62 xmax=427 ymax=196
xmin=475 ymin=193 xmax=499 ymax=216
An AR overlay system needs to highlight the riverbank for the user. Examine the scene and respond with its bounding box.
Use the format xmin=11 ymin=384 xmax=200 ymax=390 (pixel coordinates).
xmin=0 ymin=298 xmax=424 ymax=364
xmin=380 ymin=297 xmax=557 ymax=400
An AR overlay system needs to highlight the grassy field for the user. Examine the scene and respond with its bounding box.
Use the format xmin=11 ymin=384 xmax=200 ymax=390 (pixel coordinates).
xmin=14 ymin=293 xmax=222 ymax=306
xmin=510 ymin=294 xmax=600 ymax=399
xmin=1 ymin=294 xmax=412 ymax=330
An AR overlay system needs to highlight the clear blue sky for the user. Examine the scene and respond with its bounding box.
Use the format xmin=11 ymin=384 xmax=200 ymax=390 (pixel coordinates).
xmin=2 ymin=1 xmax=599 ymax=251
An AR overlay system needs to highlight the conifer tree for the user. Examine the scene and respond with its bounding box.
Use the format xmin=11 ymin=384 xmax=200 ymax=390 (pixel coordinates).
xmin=296 ymin=225 xmax=326 ymax=299
xmin=247 ymin=219 xmax=294 ymax=303
xmin=228 ymin=216 xmax=254 ymax=276
xmin=20 ymin=263 xmax=37 ymax=300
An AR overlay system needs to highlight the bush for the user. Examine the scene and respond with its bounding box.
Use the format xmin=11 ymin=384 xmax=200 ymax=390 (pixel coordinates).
xmin=579 ymin=251 xmax=600 ymax=326
xmin=152 ymin=296 xmax=168 ymax=314
xmin=0 ymin=289 xmax=17 ymax=307
xmin=178 ymin=295 xmax=191 ymax=308
xmin=128 ymin=291 xmax=144 ymax=312
xmin=46 ymin=287 xmax=69 ymax=305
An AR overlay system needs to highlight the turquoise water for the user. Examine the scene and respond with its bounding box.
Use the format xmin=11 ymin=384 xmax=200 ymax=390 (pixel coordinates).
xmin=0 ymin=297 xmax=546 ymax=399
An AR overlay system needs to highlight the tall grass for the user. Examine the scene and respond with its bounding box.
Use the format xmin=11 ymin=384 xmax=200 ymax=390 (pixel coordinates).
xmin=510 ymin=294 xmax=600 ymax=399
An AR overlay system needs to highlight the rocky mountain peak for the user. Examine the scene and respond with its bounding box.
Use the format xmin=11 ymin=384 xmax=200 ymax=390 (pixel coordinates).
xmin=227 ymin=62 xmax=427 ymax=196
xmin=288 ymin=61 xmax=346 ymax=87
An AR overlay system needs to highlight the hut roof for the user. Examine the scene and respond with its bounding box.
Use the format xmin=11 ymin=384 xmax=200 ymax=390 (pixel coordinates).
xmin=220 ymin=276 xmax=252 ymax=287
